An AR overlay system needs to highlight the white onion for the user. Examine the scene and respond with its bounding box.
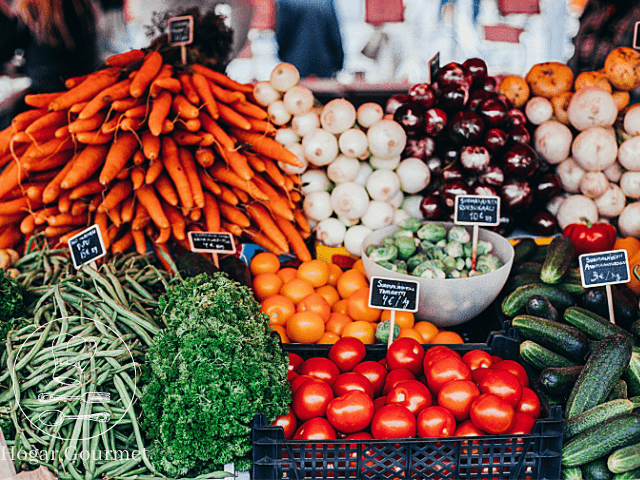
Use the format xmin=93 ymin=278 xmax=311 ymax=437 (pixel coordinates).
xmin=358 ymin=148 xmax=371 ymax=161
xmin=396 ymin=157 xmax=431 ymax=194
xmin=269 ymin=62 xmax=300 ymax=92
xmin=389 ymin=190 xmax=404 ymax=209
xmin=253 ymin=81 xmax=280 ymax=107
xmin=320 ymin=98 xmax=357 ymax=134
xmin=357 ymin=102 xmax=384 ymax=128
xmin=353 ymin=162 xmax=373 ymax=186
xmin=327 ymin=155 xmax=360 ymax=183
xmin=369 ymin=155 xmax=401 ymax=170
xmin=283 ymin=85 xmax=315 ymax=115
xmin=274 ymin=128 xmax=300 ymax=146
xmin=300 ymin=169 xmax=331 ymax=195
xmin=302 ymin=128 xmax=339 ymax=166
xmin=361 ymin=201 xmax=394 ymax=230
xmin=278 ymin=143 xmax=308 ymax=175
xmin=315 ymin=218 xmax=346 ymax=247
xmin=292 ymin=111 xmax=320 ymax=137
xmin=338 ymin=128 xmax=368 ymax=158
xmin=393 ymin=208 xmax=411 ymax=226
xmin=339 ymin=216 xmax=360 ymax=227
xmin=366 ymin=169 xmax=401 ymax=202
xmin=344 ymin=224 xmax=373 ymax=257
xmin=367 ymin=119 xmax=407 ymax=159
xmin=303 ymin=190 xmax=333 ymax=221
xmin=267 ymin=100 xmax=292 ymax=126
xmin=401 ymin=195 xmax=425 ymax=220
xmin=331 ymin=181 xmax=370 ymax=219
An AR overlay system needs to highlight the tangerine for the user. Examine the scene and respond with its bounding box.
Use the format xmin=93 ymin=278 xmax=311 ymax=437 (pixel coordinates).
xmin=250 ymin=251 xmax=280 ymax=276
xmin=325 ymin=313 xmax=352 ymax=336
xmin=280 ymin=277 xmax=315 ymax=305
xmin=347 ymin=287 xmax=381 ymax=322
xmin=414 ymin=321 xmax=439 ymax=344
xmin=341 ymin=320 xmax=376 ymax=344
xmin=277 ymin=267 xmax=298 ymax=283
xmin=261 ymin=295 xmax=296 ymax=326
xmin=286 ymin=311 xmax=325 ymax=343
xmin=252 ymin=273 xmax=283 ymax=301
xmin=431 ymin=330 xmax=465 ymax=345
xmin=317 ymin=332 xmax=340 ymax=344
xmin=297 ymin=259 xmax=330 ymax=288
xmin=326 ymin=263 xmax=343 ymax=286
xmin=270 ymin=324 xmax=289 ymax=343
xmin=336 ymin=269 xmax=368 ymax=299
xmin=315 ymin=284 xmax=341 ymax=306
xmin=332 ymin=298 xmax=349 ymax=315
xmin=352 ymin=258 xmax=366 ymax=275
xmin=381 ymin=310 xmax=415 ymax=329
xmin=397 ymin=328 xmax=426 ymax=344
xmin=297 ymin=293 xmax=331 ymax=323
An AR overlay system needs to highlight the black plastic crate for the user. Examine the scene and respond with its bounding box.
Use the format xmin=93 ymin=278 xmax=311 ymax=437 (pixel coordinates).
xmin=252 ymin=329 xmax=563 ymax=480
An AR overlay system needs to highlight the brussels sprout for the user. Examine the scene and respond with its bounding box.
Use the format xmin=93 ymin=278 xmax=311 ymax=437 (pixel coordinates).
xmin=463 ymin=240 xmax=493 ymax=258
xmin=382 ymin=236 xmax=396 ymax=246
xmin=475 ymin=253 xmax=503 ymax=272
xmin=413 ymin=260 xmax=446 ymax=279
xmin=400 ymin=217 xmax=423 ymax=233
xmin=456 ymin=258 xmax=466 ymax=271
xmin=447 ymin=226 xmax=471 ymax=243
xmin=465 ymin=257 xmax=472 ymax=270
xmin=436 ymin=239 xmax=447 ymax=248
xmin=459 ymin=270 xmax=469 ymax=278
xmin=419 ymin=239 xmax=435 ymax=253
xmin=419 ymin=266 xmax=446 ymax=279
xmin=365 ymin=244 xmax=377 ymax=256
xmin=396 ymin=268 xmax=408 ymax=275
xmin=417 ymin=222 xmax=447 ymax=242
xmin=442 ymin=256 xmax=458 ymax=276
xmin=393 ymin=259 xmax=408 ymax=270
xmin=444 ymin=241 xmax=464 ymax=258
xmin=449 ymin=270 xmax=461 ymax=278
xmin=377 ymin=260 xmax=398 ymax=271
xmin=432 ymin=247 xmax=446 ymax=261
xmin=407 ymin=252 xmax=428 ymax=272
xmin=376 ymin=320 xmax=401 ymax=343
xmin=469 ymin=269 xmax=485 ymax=276
xmin=369 ymin=244 xmax=398 ymax=262
xmin=395 ymin=236 xmax=417 ymax=260
xmin=393 ymin=228 xmax=415 ymax=240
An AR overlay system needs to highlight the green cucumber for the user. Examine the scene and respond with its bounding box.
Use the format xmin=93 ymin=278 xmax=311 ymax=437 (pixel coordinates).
xmin=519 ymin=340 xmax=579 ymax=371
xmin=526 ymin=294 xmax=559 ymax=321
xmin=624 ymin=348 xmax=640 ymax=397
xmin=513 ymin=237 xmax=538 ymax=264
xmin=562 ymin=467 xmax=583 ymax=480
xmin=562 ymin=267 xmax=583 ymax=283
xmin=560 ymin=282 xmax=586 ymax=296
xmin=564 ymin=306 xmax=637 ymax=346
xmin=539 ymin=366 xmax=583 ymax=396
xmin=562 ymin=413 xmax=640 ymax=467
xmin=512 ymin=315 xmax=589 ymax=362
xmin=581 ymin=458 xmax=613 ymax=480
xmin=564 ymin=399 xmax=635 ymax=441
xmin=502 ymin=283 xmax=576 ymax=317
xmin=581 ymin=286 xmax=640 ymax=331
xmin=514 ymin=261 xmax=543 ymax=275
xmin=530 ymin=243 xmax=550 ymax=263
xmin=541 ymin=235 xmax=575 ymax=284
xmin=630 ymin=319 xmax=640 ymax=341
xmin=608 ymin=380 xmax=629 ymax=401
xmin=609 ymin=442 xmax=640 ymax=474
xmin=507 ymin=273 xmax=543 ymax=291
xmin=565 ymin=334 xmax=633 ymax=419
xmin=614 ymin=467 xmax=640 ymax=479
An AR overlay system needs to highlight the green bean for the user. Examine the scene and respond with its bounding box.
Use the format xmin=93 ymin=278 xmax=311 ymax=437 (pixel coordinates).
xmin=63 ymin=386 xmax=88 ymax=469
xmin=67 ymin=461 xmax=85 ymax=480
xmin=118 ymin=371 xmax=142 ymax=402
xmin=6 ymin=338 xmax=20 ymax=405
xmin=96 ymin=288 xmax=158 ymax=336
xmin=103 ymin=268 xmax=129 ymax=307
xmin=124 ymin=275 xmax=155 ymax=301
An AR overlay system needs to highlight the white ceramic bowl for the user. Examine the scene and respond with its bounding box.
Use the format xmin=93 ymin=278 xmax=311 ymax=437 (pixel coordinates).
xmin=361 ymin=222 xmax=514 ymax=327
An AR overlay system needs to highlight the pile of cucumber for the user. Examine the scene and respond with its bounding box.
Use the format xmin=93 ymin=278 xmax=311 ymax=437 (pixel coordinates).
xmin=503 ymin=235 xmax=640 ymax=480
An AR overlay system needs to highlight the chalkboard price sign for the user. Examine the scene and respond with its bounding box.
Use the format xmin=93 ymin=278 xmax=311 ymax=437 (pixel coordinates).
xmin=454 ymin=194 xmax=500 ymax=226
xmin=368 ymin=277 xmax=419 ymax=312
xmin=429 ymin=52 xmax=440 ymax=83
xmin=188 ymin=231 xmax=236 ymax=254
xmin=633 ymin=21 xmax=640 ymax=49
xmin=579 ymin=249 xmax=630 ymax=288
xmin=68 ymin=225 xmax=106 ymax=268
xmin=168 ymin=16 xmax=194 ymax=46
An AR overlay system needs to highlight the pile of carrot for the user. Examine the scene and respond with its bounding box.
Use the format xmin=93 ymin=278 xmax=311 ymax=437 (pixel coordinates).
xmin=0 ymin=48 xmax=313 ymax=264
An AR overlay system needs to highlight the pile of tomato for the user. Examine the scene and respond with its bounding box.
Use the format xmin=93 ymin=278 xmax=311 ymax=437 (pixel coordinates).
xmin=274 ymin=337 xmax=541 ymax=441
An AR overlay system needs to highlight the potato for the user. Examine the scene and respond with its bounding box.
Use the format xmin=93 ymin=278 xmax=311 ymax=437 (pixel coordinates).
xmin=574 ymin=70 xmax=612 ymax=93
xmin=604 ymin=47 xmax=640 ymax=91
xmin=497 ymin=75 xmax=530 ymax=109
xmin=525 ymin=62 xmax=574 ymax=99
xmin=550 ymin=91 xmax=573 ymax=125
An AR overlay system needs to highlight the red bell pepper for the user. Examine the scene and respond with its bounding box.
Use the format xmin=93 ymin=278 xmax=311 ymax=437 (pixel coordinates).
xmin=562 ymin=217 xmax=617 ymax=256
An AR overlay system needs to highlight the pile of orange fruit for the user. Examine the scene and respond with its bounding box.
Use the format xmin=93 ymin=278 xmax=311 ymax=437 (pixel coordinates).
xmin=250 ymin=252 xmax=464 ymax=345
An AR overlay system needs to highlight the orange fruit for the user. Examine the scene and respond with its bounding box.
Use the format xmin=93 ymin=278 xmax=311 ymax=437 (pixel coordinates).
xmin=280 ymin=277 xmax=315 ymax=305
xmin=325 ymin=313 xmax=352 ymax=336
xmin=270 ymin=324 xmax=289 ymax=343
xmin=332 ymin=298 xmax=349 ymax=315
xmin=326 ymin=263 xmax=343 ymax=286
xmin=297 ymin=259 xmax=330 ymax=288
xmin=317 ymin=331 xmax=340 ymax=344
xmin=250 ymin=251 xmax=280 ymax=276
xmin=431 ymin=330 xmax=465 ymax=345
xmin=315 ymin=284 xmax=340 ymax=306
xmin=286 ymin=311 xmax=325 ymax=343
xmin=347 ymin=287 xmax=380 ymax=322
xmin=352 ymin=258 xmax=366 ymax=275
xmin=252 ymin=273 xmax=283 ymax=301
xmin=336 ymin=269 xmax=368 ymax=299
xmin=341 ymin=320 xmax=375 ymax=344
xmin=297 ymin=293 xmax=331 ymax=323
xmin=277 ymin=267 xmax=298 ymax=283
xmin=261 ymin=295 xmax=296 ymax=326
xmin=414 ymin=321 xmax=439 ymax=344
xmin=397 ymin=328 xmax=426 ymax=344
xmin=381 ymin=310 xmax=415 ymax=329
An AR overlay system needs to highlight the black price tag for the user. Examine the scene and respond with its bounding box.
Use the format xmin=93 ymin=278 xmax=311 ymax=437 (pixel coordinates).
xmin=168 ymin=15 xmax=194 ymax=46
xmin=68 ymin=225 xmax=106 ymax=268
xmin=579 ymin=249 xmax=630 ymax=288
xmin=368 ymin=277 xmax=419 ymax=313
xmin=429 ymin=52 xmax=440 ymax=84
xmin=188 ymin=231 xmax=236 ymax=254
xmin=454 ymin=195 xmax=500 ymax=226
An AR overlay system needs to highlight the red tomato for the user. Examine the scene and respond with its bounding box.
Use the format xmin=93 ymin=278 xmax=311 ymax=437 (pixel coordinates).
xmin=272 ymin=407 xmax=297 ymax=440
xmin=385 ymin=379 xmax=432 ymax=416
xmin=437 ymin=379 xmax=480 ymax=422
xmin=373 ymin=395 xmax=387 ymax=411
xmin=423 ymin=345 xmax=461 ymax=371
xmin=326 ymin=391 xmax=375 ymax=434
xmin=426 ymin=355 xmax=471 ymax=395
xmin=332 ymin=372 xmax=374 ymax=398
xmin=288 ymin=352 xmax=304 ymax=372
xmin=516 ymin=387 xmax=541 ymax=418
xmin=344 ymin=431 xmax=373 ymax=440
xmin=386 ymin=338 xmax=425 ymax=376
xmin=507 ymin=412 xmax=535 ymax=435
xmin=290 ymin=374 xmax=314 ymax=394
xmin=298 ymin=357 xmax=341 ymax=386
xmin=461 ymin=350 xmax=493 ymax=371
xmin=293 ymin=417 xmax=337 ymax=440
xmin=353 ymin=361 xmax=388 ymax=398
xmin=378 ymin=358 xmax=388 ymax=368
xmin=371 ymin=405 xmax=417 ymax=439
xmin=477 ymin=369 xmax=522 ymax=408
xmin=454 ymin=419 xmax=487 ymax=455
xmin=417 ymin=406 xmax=457 ymax=438
xmin=470 ymin=393 xmax=515 ymax=434
xmin=287 ymin=370 xmax=299 ymax=382
xmin=329 ymin=337 xmax=367 ymax=373
xmin=491 ymin=355 xmax=503 ymax=364
xmin=492 ymin=360 xmax=530 ymax=387
xmin=291 ymin=378 xmax=334 ymax=421
xmin=382 ymin=368 xmax=417 ymax=395
xmin=471 ymin=366 xmax=493 ymax=384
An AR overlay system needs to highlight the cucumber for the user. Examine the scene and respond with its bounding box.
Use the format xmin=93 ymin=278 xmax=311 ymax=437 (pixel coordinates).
xmin=562 ymin=267 xmax=583 ymax=283
xmin=624 ymin=348 xmax=640 ymax=397
xmin=562 ymin=413 xmax=640 ymax=467
xmin=514 ymin=261 xmax=543 ymax=275
xmin=630 ymin=396 xmax=640 ymax=409
xmin=581 ymin=286 xmax=640 ymax=331
xmin=562 ymin=467 xmax=583 ymax=480
xmin=560 ymin=282 xmax=586 ymax=296
xmin=512 ymin=314 xmax=589 ymax=362
xmin=614 ymin=467 xmax=640 ymax=479
xmin=526 ymin=294 xmax=559 ymax=321
xmin=539 ymin=365 xmax=583 ymax=396
xmin=609 ymin=442 xmax=640 ymax=474
xmin=519 ymin=340 xmax=579 ymax=371
xmin=513 ymin=237 xmax=538 ymax=264
xmin=502 ymin=283 xmax=576 ymax=317
xmin=565 ymin=334 xmax=633 ymax=419
xmin=564 ymin=306 xmax=637 ymax=346
xmin=630 ymin=319 xmax=640 ymax=341
xmin=541 ymin=235 xmax=575 ymax=284
xmin=608 ymin=380 xmax=629 ymax=401
xmin=564 ymin=399 xmax=635 ymax=441
xmin=530 ymin=243 xmax=549 ymax=263
xmin=581 ymin=458 xmax=613 ymax=480
xmin=507 ymin=273 xmax=543 ymax=291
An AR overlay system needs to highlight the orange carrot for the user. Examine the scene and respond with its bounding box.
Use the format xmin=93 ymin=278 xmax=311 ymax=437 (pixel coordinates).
xmin=246 ymin=153 xmax=266 ymax=172
xmin=198 ymin=167 xmax=222 ymax=195
xmin=151 ymin=77 xmax=182 ymax=95
xmin=132 ymin=202 xmax=151 ymax=231
xmin=141 ymin=132 xmax=161 ymax=161
xmin=148 ymin=90 xmax=172 ymax=136
xmin=294 ymin=209 xmax=311 ymax=234
xmin=162 ymin=200 xmax=186 ymax=241
xmin=178 ymin=147 xmax=205 ymax=208
xmin=11 ymin=127 xmax=57 ymax=145
xmin=218 ymin=201 xmax=250 ymax=228
xmin=47 ymin=212 xmax=89 ymax=227
xmin=99 ymin=132 xmax=139 ymax=185
xmin=241 ymin=226 xmax=284 ymax=256
xmin=209 ymin=162 xmax=268 ymax=201
xmin=273 ymin=214 xmax=312 ymax=261
xmin=176 ymin=118 xmax=202 ymax=132
xmin=172 ymin=131 xmax=205 ymax=146
xmin=130 ymin=165 xmax=145 ymax=189
xmin=129 ymin=51 xmax=163 ymax=98
xmin=44 ymin=225 xmax=74 ymax=238
xmin=75 ymin=130 xmax=114 ymax=145
xmin=124 ymin=105 xmax=148 ymax=118
xmin=202 ymin=192 xmax=221 ymax=232
xmin=88 ymin=193 xmax=103 ymax=212
xmin=161 ymin=119 xmax=174 ymax=134
xmin=23 ymin=92 xmax=63 ymax=109
xmin=78 ymin=78 xmax=132 ymax=119
xmin=132 ymin=150 xmax=145 ymax=166
xmin=232 ymin=187 xmax=250 ymax=204
xmin=230 ymin=128 xmax=302 ymax=167
xmin=154 ymin=172 xmax=179 ymax=207
xmin=199 ymin=112 xmax=235 ymax=150
xmin=261 ymin=157 xmax=287 ymax=189
xmin=216 ymin=144 xmax=253 ymax=181
xmin=58 ymin=227 xmax=87 ymax=245
xmin=195 ymin=147 xmax=214 ymax=168
xmin=0 ymin=160 xmax=29 ymax=201
xmin=65 ymin=74 xmax=88 ymax=89
xmin=190 ymin=64 xmax=254 ymax=93
xmin=0 ymin=196 xmax=40 ymax=215
xmin=245 ymin=117 xmax=277 ymax=135
xmin=111 ymin=97 xmax=143 ymax=112
xmin=112 ymin=230 xmax=133 ymax=253
xmin=101 ymin=116 xmax=120 ymax=134
xmin=70 ymin=200 xmax=88 ymax=216
xmin=59 ymin=145 xmax=109 ymax=190
xmin=198 ymin=132 xmax=215 ymax=147
xmin=50 ymin=69 xmax=119 ymax=111
xmin=178 ymin=73 xmax=200 ymax=105
xmin=11 ymin=108 xmax=48 ymax=133
xmin=244 ymin=202 xmax=289 ymax=253
xmin=222 ymin=221 xmax=242 ymax=236
xmin=98 ymin=179 xmax=133 ymax=212
xmin=67 ymin=110 xmax=109 ymax=135
xmin=24 ymin=135 xmax=74 ymax=159
xmin=24 ymin=183 xmax=46 ymax=203
xmin=120 ymin=117 xmax=145 ymax=132
xmin=20 ymin=213 xmax=36 ymax=235
xmin=69 ymin=179 xmax=105 ymax=200
xmin=161 ymin=136 xmax=193 ymax=210
xmin=209 ymin=81 xmax=245 ymax=104
xmin=58 ymin=190 xmax=72 ymax=213
xmin=219 ymin=184 xmax=239 ymax=205
xmin=131 ymin=226 xmax=147 ymax=254
xmin=106 ymin=202 xmax=122 ymax=227
xmin=251 ymin=174 xmax=294 ymax=221
xmin=107 ymin=223 xmax=123 ymax=241
xmin=148 ymin=64 xmax=174 ymax=97
xmin=34 ymin=206 xmax=59 ymax=225
xmin=120 ymin=195 xmax=135 ymax=223
xmin=145 ymin=159 xmax=163 ymax=184
xmin=231 ymin=99 xmax=268 ymax=120
xmin=22 ymin=149 xmax=74 ymax=173
xmin=0 ymin=224 xmax=22 ymax=249
xmin=191 ymin=72 xmax=219 ymax=119
xmin=105 ymin=49 xmax=145 ymax=68
xmin=94 ymin=211 xmax=110 ymax=251
xmin=217 ymin=102 xmax=251 ymax=130
xmin=172 ymin=94 xmax=200 ymax=119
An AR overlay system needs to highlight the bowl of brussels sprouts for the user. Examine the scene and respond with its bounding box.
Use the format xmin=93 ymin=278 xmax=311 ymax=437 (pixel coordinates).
xmin=361 ymin=219 xmax=514 ymax=326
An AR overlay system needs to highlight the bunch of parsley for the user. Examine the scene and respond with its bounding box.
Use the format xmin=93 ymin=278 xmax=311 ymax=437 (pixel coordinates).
xmin=141 ymin=273 xmax=290 ymax=476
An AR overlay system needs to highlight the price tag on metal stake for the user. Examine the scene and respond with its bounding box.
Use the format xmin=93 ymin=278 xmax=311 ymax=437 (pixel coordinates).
xmin=188 ymin=231 xmax=236 ymax=254
xmin=68 ymin=225 xmax=106 ymax=269
xmin=579 ymin=250 xmax=630 ymax=289
xmin=454 ymin=194 xmax=501 ymax=226
xmin=368 ymin=277 xmax=419 ymax=313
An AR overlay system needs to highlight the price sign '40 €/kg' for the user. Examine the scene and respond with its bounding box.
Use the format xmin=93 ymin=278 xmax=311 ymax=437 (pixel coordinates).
xmin=368 ymin=276 xmax=420 ymax=348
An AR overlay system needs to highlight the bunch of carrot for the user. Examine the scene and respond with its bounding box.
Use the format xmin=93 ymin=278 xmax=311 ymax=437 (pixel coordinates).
xmin=0 ymin=48 xmax=313 ymax=264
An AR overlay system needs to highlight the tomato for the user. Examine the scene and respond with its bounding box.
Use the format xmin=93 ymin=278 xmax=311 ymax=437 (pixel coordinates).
xmin=333 ymin=371 xmax=374 ymax=398
xmin=385 ymin=379 xmax=432 ymax=416
xmin=298 ymin=357 xmax=341 ymax=386
xmin=290 ymin=374 xmax=314 ymax=394
xmin=272 ymin=407 xmax=297 ymax=440
xmin=491 ymin=355 xmax=503 ymax=364
xmin=291 ymin=378 xmax=334 ymax=421
xmin=344 ymin=431 xmax=373 ymax=440
xmin=326 ymin=391 xmax=375 ymax=434
xmin=382 ymin=368 xmax=417 ymax=395
xmin=378 ymin=358 xmax=388 ymax=368
xmin=417 ymin=406 xmax=456 ymax=438
xmin=293 ymin=417 xmax=337 ymax=440
xmin=287 ymin=370 xmax=299 ymax=382
xmin=423 ymin=345 xmax=461 ymax=371
xmin=470 ymin=393 xmax=515 ymax=434
xmin=454 ymin=419 xmax=487 ymax=455
xmin=507 ymin=412 xmax=535 ymax=435
xmin=373 ymin=395 xmax=387 ymax=411
xmin=516 ymin=387 xmax=541 ymax=418
xmin=288 ymin=352 xmax=304 ymax=372
xmin=477 ymin=369 xmax=522 ymax=408
xmin=386 ymin=338 xmax=425 ymax=376
xmin=329 ymin=337 xmax=367 ymax=372
xmin=371 ymin=405 xmax=417 ymax=439
xmin=425 ymin=355 xmax=471 ymax=395
xmin=492 ymin=359 xmax=530 ymax=387
xmin=471 ymin=366 xmax=493 ymax=384
xmin=437 ymin=379 xmax=480 ymax=422
xmin=353 ymin=361 xmax=388 ymax=397
xmin=461 ymin=350 xmax=493 ymax=371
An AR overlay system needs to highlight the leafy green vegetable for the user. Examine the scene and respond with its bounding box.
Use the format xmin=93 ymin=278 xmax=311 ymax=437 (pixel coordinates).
xmin=0 ymin=269 xmax=25 ymax=322
xmin=141 ymin=273 xmax=290 ymax=476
